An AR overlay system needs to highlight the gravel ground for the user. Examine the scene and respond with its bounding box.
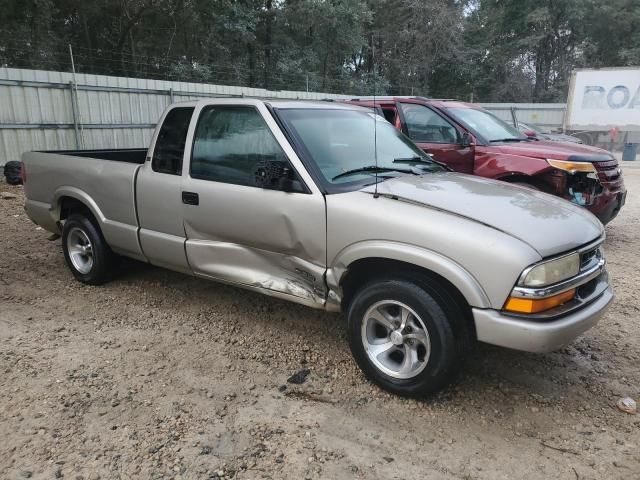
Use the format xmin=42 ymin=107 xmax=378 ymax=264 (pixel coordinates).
xmin=1 ymin=169 xmax=639 ymax=480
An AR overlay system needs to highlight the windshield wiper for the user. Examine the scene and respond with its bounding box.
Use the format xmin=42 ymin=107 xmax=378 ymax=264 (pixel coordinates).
xmin=393 ymin=156 xmax=433 ymax=165
xmin=489 ymin=138 xmax=525 ymax=143
xmin=393 ymin=155 xmax=451 ymax=172
xmin=332 ymin=165 xmax=415 ymax=181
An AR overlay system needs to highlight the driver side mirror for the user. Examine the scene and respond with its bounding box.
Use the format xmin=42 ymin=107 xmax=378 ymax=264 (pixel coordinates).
xmin=461 ymin=132 xmax=475 ymax=148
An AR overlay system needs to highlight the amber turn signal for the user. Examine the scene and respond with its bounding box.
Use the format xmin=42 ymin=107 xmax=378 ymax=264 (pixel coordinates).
xmin=503 ymin=289 xmax=576 ymax=314
xmin=546 ymin=159 xmax=596 ymax=173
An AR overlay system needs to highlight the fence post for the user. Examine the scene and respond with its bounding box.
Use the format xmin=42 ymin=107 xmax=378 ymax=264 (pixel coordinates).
xmin=510 ymin=106 xmax=518 ymax=128
xmin=68 ymin=81 xmax=81 ymax=149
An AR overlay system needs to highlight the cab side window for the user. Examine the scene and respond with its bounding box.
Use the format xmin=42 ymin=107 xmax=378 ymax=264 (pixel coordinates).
xmin=191 ymin=106 xmax=292 ymax=189
xmin=400 ymin=104 xmax=460 ymax=144
xmin=152 ymin=107 xmax=194 ymax=175
xmin=381 ymin=107 xmax=398 ymax=125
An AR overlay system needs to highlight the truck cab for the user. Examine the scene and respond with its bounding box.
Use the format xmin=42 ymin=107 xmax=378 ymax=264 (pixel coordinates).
xmin=342 ymin=97 xmax=626 ymax=224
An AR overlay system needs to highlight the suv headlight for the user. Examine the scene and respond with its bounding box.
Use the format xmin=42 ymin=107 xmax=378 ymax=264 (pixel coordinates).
xmin=520 ymin=252 xmax=580 ymax=287
xmin=547 ymin=159 xmax=596 ymax=174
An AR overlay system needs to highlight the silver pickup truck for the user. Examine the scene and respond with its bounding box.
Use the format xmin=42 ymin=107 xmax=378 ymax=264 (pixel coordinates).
xmin=22 ymin=99 xmax=613 ymax=396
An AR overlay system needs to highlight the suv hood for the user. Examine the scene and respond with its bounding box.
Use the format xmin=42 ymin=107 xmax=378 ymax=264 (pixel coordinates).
xmin=495 ymin=140 xmax=614 ymax=162
xmin=363 ymin=172 xmax=603 ymax=257
xmin=539 ymin=133 xmax=583 ymax=144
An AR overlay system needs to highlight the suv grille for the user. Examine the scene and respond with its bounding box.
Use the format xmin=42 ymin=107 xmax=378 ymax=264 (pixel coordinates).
xmin=594 ymin=159 xmax=624 ymax=192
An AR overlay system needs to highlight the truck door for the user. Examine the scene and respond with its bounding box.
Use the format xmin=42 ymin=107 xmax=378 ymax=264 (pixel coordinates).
xmin=398 ymin=103 xmax=474 ymax=174
xmin=136 ymin=106 xmax=194 ymax=274
xmin=180 ymin=102 xmax=327 ymax=307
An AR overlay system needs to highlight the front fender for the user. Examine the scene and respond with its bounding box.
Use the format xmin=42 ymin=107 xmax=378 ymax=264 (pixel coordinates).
xmin=475 ymin=152 xmax=552 ymax=179
xmin=326 ymin=240 xmax=492 ymax=309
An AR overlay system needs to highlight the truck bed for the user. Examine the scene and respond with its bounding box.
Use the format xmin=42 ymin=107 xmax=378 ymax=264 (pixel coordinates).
xmin=22 ymin=149 xmax=146 ymax=261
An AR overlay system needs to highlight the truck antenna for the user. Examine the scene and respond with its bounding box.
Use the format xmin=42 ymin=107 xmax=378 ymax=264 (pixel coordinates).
xmin=69 ymin=44 xmax=86 ymax=149
xmin=372 ymin=34 xmax=379 ymax=199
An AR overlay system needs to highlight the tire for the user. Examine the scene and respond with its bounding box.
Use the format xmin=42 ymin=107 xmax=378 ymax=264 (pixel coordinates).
xmin=346 ymin=277 xmax=468 ymax=397
xmin=61 ymin=214 xmax=115 ymax=285
xmin=3 ymin=161 xmax=22 ymax=185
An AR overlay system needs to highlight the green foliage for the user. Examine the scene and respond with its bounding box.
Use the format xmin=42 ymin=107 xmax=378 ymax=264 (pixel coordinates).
xmin=0 ymin=0 xmax=638 ymax=101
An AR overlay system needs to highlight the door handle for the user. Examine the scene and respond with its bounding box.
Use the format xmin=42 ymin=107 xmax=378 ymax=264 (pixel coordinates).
xmin=182 ymin=191 xmax=199 ymax=205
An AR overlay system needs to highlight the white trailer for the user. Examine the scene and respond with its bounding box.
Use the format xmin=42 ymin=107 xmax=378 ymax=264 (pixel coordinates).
xmin=565 ymin=67 xmax=640 ymax=145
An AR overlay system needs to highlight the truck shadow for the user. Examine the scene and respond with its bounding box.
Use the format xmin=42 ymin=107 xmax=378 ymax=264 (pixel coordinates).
xmin=113 ymin=257 xmax=609 ymax=406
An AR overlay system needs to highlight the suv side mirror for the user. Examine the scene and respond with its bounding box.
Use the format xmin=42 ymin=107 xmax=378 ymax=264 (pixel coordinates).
xmin=461 ymin=132 xmax=475 ymax=148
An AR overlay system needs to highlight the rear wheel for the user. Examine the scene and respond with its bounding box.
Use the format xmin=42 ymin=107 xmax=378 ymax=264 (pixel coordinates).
xmin=347 ymin=277 xmax=467 ymax=396
xmin=62 ymin=214 xmax=114 ymax=285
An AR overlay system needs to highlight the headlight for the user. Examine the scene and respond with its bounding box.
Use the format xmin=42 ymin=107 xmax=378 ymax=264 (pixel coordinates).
xmin=547 ymin=159 xmax=596 ymax=174
xmin=520 ymin=252 xmax=580 ymax=287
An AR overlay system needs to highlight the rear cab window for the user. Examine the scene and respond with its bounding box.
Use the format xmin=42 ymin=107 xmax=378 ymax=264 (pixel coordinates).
xmin=152 ymin=107 xmax=195 ymax=175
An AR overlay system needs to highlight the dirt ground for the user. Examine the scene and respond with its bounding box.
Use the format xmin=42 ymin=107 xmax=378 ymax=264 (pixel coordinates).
xmin=1 ymin=168 xmax=638 ymax=480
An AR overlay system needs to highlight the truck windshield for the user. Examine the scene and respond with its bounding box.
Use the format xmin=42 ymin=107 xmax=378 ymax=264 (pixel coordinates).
xmin=276 ymin=108 xmax=442 ymax=190
xmin=445 ymin=107 xmax=526 ymax=143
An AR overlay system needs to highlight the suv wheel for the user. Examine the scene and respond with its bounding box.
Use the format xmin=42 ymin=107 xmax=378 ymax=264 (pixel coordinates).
xmin=347 ymin=277 xmax=466 ymax=396
xmin=62 ymin=214 xmax=114 ymax=285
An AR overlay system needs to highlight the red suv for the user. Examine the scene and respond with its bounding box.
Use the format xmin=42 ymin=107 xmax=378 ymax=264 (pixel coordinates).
xmin=342 ymin=97 xmax=626 ymax=224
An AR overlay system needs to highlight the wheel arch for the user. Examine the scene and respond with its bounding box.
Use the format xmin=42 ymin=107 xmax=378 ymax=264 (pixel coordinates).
xmin=326 ymin=241 xmax=491 ymax=311
xmin=53 ymin=187 xmax=106 ymax=227
xmin=53 ymin=186 xmax=146 ymax=262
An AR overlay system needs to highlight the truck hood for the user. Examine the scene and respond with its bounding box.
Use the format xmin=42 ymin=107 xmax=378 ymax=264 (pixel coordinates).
xmin=495 ymin=140 xmax=614 ymax=162
xmin=362 ymin=172 xmax=603 ymax=258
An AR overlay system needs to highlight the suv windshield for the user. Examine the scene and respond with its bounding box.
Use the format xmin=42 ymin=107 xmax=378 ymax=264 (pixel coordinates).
xmin=445 ymin=107 xmax=526 ymax=143
xmin=276 ymin=108 xmax=442 ymax=190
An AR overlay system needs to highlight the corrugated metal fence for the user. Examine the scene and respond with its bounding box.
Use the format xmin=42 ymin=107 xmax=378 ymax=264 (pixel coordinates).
xmin=479 ymin=103 xmax=566 ymax=129
xmin=0 ymin=67 xmax=567 ymax=165
xmin=0 ymin=67 xmax=348 ymax=165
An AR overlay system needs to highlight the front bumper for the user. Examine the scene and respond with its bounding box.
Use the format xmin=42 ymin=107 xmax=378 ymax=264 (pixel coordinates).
xmin=472 ymin=285 xmax=614 ymax=353
xmin=589 ymin=188 xmax=626 ymax=224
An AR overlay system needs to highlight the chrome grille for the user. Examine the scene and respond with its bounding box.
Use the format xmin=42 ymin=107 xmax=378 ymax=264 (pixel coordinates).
xmin=580 ymin=244 xmax=602 ymax=271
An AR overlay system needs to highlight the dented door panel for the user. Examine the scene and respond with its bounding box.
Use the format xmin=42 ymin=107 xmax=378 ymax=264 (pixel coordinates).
xmin=186 ymin=238 xmax=327 ymax=306
xmin=182 ymin=180 xmax=327 ymax=305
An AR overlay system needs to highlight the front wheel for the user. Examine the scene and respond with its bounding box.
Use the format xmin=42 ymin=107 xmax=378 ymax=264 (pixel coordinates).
xmin=347 ymin=278 xmax=466 ymax=396
xmin=62 ymin=214 xmax=115 ymax=285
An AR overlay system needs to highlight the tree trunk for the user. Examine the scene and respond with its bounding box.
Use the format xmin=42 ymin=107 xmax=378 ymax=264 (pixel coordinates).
xmin=248 ymin=42 xmax=256 ymax=87
xmin=82 ymin=17 xmax=93 ymax=71
xmin=263 ymin=0 xmax=273 ymax=89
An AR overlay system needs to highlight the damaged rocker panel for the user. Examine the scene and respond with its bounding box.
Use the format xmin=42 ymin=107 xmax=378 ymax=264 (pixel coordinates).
xmin=184 ymin=238 xmax=329 ymax=308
